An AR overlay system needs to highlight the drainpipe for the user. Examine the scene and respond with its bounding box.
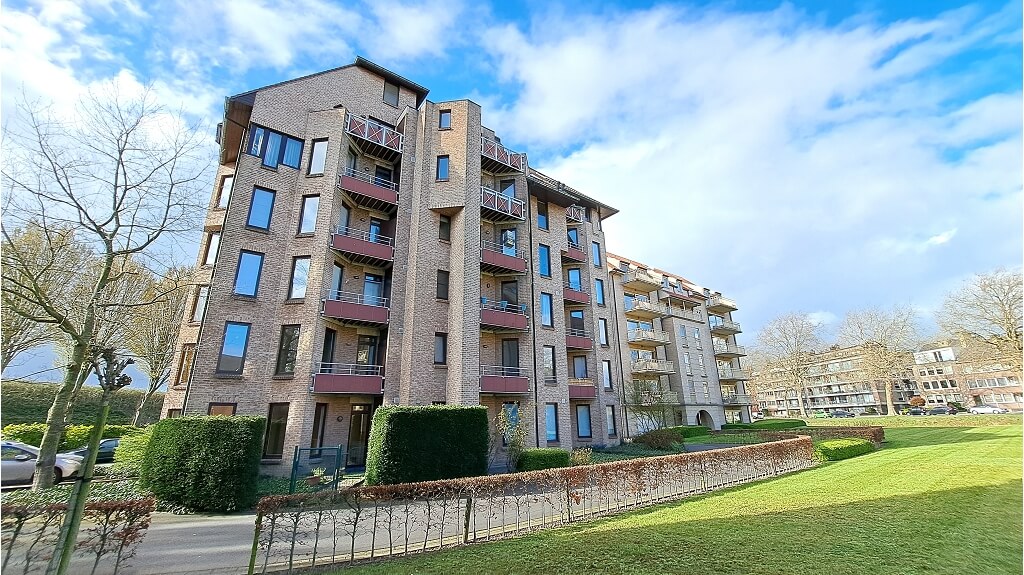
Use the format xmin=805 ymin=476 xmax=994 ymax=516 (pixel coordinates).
xmin=608 ymin=267 xmax=631 ymax=439
xmin=525 ymin=184 xmax=541 ymax=448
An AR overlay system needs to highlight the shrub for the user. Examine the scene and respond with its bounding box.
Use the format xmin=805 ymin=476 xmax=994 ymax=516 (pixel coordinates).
xmin=813 ymin=438 xmax=875 ymax=462
xmin=863 ymin=407 xmax=878 ymax=415
xmin=111 ymin=426 xmax=154 ymax=476
xmin=634 ymin=428 xmax=681 ymax=450
xmin=569 ymin=448 xmax=592 ymax=466
xmin=665 ymin=425 xmax=711 ymax=438
xmin=140 ymin=416 xmax=265 ymax=512
xmin=0 ymin=382 xmax=163 ymax=425
xmin=516 ymin=448 xmax=570 ymax=471
xmin=1 ymin=423 xmax=142 ymax=450
xmin=722 ymin=419 xmax=805 ymax=431
xmin=365 ymin=405 xmax=489 ymax=485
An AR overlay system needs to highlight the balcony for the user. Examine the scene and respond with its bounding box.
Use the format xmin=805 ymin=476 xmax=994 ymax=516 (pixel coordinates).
xmin=566 ymin=205 xmax=585 ymax=223
xmin=707 ymin=294 xmax=738 ymax=313
xmin=713 ymin=342 xmax=747 ymax=358
xmin=622 ymin=269 xmax=661 ymax=292
xmin=710 ymin=318 xmax=742 ymax=335
xmin=481 ymin=136 xmax=526 ymax=174
xmin=311 ymin=363 xmax=384 ymax=395
xmin=480 ymin=239 xmax=528 ymax=275
xmin=718 ymin=368 xmax=751 ymax=381
xmin=345 ymin=114 xmax=403 ymax=162
xmin=566 ymin=328 xmax=593 ymax=350
xmin=322 ymin=291 xmax=389 ymax=326
xmin=722 ymin=393 xmax=753 ymax=406
xmin=624 ymin=295 xmax=670 ymax=320
xmin=568 ymin=379 xmax=597 ymax=400
xmin=631 ymin=358 xmax=675 ymax=375
xmin=633 ymin=387 xmax=679 ymax=405
xmin=331 ymin=226 xmax=395 ymax=267
xmin=659 ymin=287 xmax=704 ymax=308
xmin=627 ymin=328 xmax=671 ymax=348
xmin=337 ymin=167 xmax=398 ymax=214
xmin=480 ymin=298 xmax=529 ymax=331
xmin=561 ymin=241 xmax=587 ymax=263
xmin=480 ymin=186 xmax=526 ymax=222
xmin=669 ymin=306 xmax=704 ymax=323
xmin=480 ymin=365 xmax=530 ymax=394
xmin=563 ymin=282 xmax=590 ymax=305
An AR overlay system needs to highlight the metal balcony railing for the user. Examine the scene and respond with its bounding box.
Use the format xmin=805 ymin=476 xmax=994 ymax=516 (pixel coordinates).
xmin=480 ymin=298 xmax=528 ymax=315
xmin=566 ymin=328 xmax=590 ymax=339
xmin=315 ymin=363 xmax=382 ymax=375
xmin=480 ymin=365 xmax=528 ymax=377
xmin=710 ymin=318 xmax=742 ymax=332
xmin=480 ymin=186 xmax=526 ymax=219
xmin=325 ymin=290 xmax=388 ymax=308
xmin=722 ymin=394 xmax=752 ymax=405
xmin=708 ymin=294 xmax=737 ymax=310
xmin=718 ymin=368 xmax=750 ymax=380
xmin=481 ymin=238 xmax=526 ymax=260
xmin=628 ymin=328 xmax=671 ymax=344
xmin=345 ymin=114 xmax=403 ymax=153
xmin=631 ymin=358 xmax=675 ymax=373
xmin=335 ymin=225 xmax=394 ymax=246
xmin=340 ymin=166 xmax=398 ymax=191
xmin=568 ymin=378 xmax=594 ymax=386
xmin=566 ymin=205 xmax=585 ymax=223
xmin=714 ymin=342 xmax=746 ymax=356
xmin=481 ymin=136 xmax=526 ymax=172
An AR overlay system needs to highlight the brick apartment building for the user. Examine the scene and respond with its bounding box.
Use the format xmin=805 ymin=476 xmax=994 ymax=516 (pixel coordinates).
xmin=162 ymin=57 xmax=744 ymax=468
xmin=911 ymin=345 xmax=1022 ymax=411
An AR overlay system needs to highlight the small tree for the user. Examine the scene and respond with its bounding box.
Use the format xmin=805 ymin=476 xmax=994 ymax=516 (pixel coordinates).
xmin=909 ymin=396 xmax=926 ymax=407
xmin=491 ymin=405 xmax=529 ymax=472
xmin=754 ymin=313 xmax=823 ymax=417
xmin=838 ymin=305 xmax=919 ymax=416
xmin=624 ymin=378 xmax=672 ymax=433
xmin=938 ymin=268 xmax=1023 ymax=373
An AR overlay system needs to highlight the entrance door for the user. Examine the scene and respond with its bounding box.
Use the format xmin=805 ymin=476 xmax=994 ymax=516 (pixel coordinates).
xmin=348 ymin=404 xmax=372 ymax=466
xmin=501 ymin=338 xmax=519 ymax=376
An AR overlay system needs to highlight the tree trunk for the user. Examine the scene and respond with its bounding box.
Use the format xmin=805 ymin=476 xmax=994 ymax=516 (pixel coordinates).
xmin=32 ymin=343 xmax=88 ymax=491
xmin=885 ymin=380 xmax=896 ymax=416
xmin=131 ymin=389 xmax=154 ymax=426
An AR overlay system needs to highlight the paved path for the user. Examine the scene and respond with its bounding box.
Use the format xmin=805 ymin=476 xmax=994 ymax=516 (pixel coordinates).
xmin=124 ymin=512 xmax=257 ymax=575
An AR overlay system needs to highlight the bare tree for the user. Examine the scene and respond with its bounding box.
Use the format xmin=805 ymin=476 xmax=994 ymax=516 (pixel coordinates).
xmin=624 ymin=378 xmax=672 ymax=432
xmin=1 ymin=288 xmax=53 ymax=372
xmin=754 ymin=313 xmax=823 ymax=417
xmin=1 ymin=86 xmax=207 ymax=490
xmin=126 ymin=266 xmax=194 ymax=425
xmin=837 ymin=305 xmax=919 ymax=416
xmin=938 ymin=268 xmax=1023 ymax=373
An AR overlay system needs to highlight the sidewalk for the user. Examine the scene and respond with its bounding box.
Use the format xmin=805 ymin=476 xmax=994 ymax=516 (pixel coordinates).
xmin=127 ymin=512 xmax=256 ymax=575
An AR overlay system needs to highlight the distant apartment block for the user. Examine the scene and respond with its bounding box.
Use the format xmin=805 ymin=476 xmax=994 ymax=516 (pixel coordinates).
xmin=911 ymin=345 xmax=1022 ymax=411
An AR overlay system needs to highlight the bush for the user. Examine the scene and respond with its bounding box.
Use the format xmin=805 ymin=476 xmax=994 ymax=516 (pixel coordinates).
xmin=634 ymin=428 xmax=681 ymax=450
xmin=516 ymin=448 xmax=570 ymax=471
xmin=365 ymin=405 xmax=489 ymax=485
xmin=722 ymin=419 xmax=805 ymax=431
xmin=0 ymin=382 xmax=163 ymax=425
xmin=813 ymin=438 xmax=875 ymax=462
xmin=569 ymin=448 xmax=592 ymax=466
xmin=111 ymin=426 xmax=153 ymax=476
xmin=1 ymin=423 xmax=142 ymax=450
xmin=665 ymin=425 xmax=711 ymax=438
xmin=140 ymin=416 xmax=265 ymax=512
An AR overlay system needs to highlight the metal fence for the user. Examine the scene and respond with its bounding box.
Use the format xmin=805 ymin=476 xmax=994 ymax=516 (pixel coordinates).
xmin=289 ymin=447 xmax=345 ymax=494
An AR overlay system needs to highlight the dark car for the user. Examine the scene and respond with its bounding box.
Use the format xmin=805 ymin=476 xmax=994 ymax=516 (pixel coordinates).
xmin=927 ymin=406 xmax=954 ymax=416
xmin=907 ymin=407 xmax=925 ymax=416
xmin=62 ymin=438 xmax=120 ymax=464
xmin=830 ymin=410 xmax=856 ymax=418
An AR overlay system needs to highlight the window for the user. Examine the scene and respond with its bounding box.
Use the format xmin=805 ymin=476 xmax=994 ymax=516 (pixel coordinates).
xmin=598 ymin=319 xmax=609 ymax=345
xmin=434 ymin=333 xmax=448 ymax=365
xmin=538 ymin=244 xmax=551 ymax=277
xmin=322 ymin=328 xmax=336 ymax=365
xmin=208 ymin=403 xmax=236 ymax=416
xmin=217 ymin=322 xmax=251 ymax=374
xmin=308 ymin=140 xmax=328 ymax=175
xmin=173 ymin=344 xmax=196 ymax=387
xmin=247 ymin=187 xmax=275 ymax=230
xmin=190 ymin=285 xmax=209 ymax=323
xmin=576 ymin=404 xmax=592 ymax=438
xmin=540 ymin=293 xmax=553 ymax=327
xmin=288 ymin=257 xmax=310 ymax=299
xmin=594 ymin=279 xmax=605 ymax=305
xmin=567 ymin=268 xmax=582 ymax=291
xmin=501 ymin=338 xmax=520 ymax=368
xmin=217 ymin=175 xmax=234 ymax=209
xmin=263 ymin=403 xmax=290 ymax=459
xmin=567 ymin=227 xmax=579 ymax=247
xmin=571 ymin=356 xmax=589 ymax=379
xmin=310 ymin=403 xmax=328 ymax=454
xmin=363 ymin=273 xmax=384 ymax=304
xmin=436 ymin=156 xmax=449 ymax=181
xmin=203 ymin=232 xmax=221 ymax=266
xmin=275 ymin=325 xmax=300 ymax=375
xmin=233 ymin=251 xmax=264 ymax=296
xmin=591 ymin=242 xmax=601 ymax=266
xmin=166 ymin=409 xmax=182 ymax=418
xmin=439 ymin=109 xmax=451 ymax=129
xmin=542 ymin=345 xmax=556 ymax=383
xmin=439 ymin=215 xmax=451 ymax=241
xmin=248 ymin=126 xmax=303 ymax=169
xmin=357 ymin=335 xmax=379 ymax=365
xmin=383 ymin=81 xmax=400 ymax=106
xmin=546 ymin=403 xmax=559 ymax=442
xmin=683 ymin=353 xmax=692 ymax=375
xmin=298 ymin=195 xmax=319 ymax=234
xmin=537 ymin=201 xmax=548 ymax=230
xmin=602 ymin=360 xmax=613 ymax=390
xmin=569 ymin=309 xmax=585 ymax=332
xmin=501 ymin=280 xmax=519 ymax=305
xmin=436 ymin=270 xmax=450 ymax=300
xmin=606 ymin=405 xmax=617 ymax=437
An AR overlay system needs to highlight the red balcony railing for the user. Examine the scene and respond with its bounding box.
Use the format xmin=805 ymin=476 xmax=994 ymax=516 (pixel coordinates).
xmin=563 ymin=282 xmax=590 ymax=305
xmin=479 ymin=365 xmax=530 ymax=394
xmin=481 ymin=136 xmax=526 ymax=174
xmin=480 ymin=186 xmax=526 ymax=221
xmin=566 ymin=328 xmax=593 ymax=350
xmin=322 ymin=291 xmax=389 ymax=325
xmin=331 ymin=225 xmax=395 ymax=266
xmin=346 ymin=114 xmax=403 ymax=161
xmin=561 ymin=241 xmax=586 ymax=263
xmin=480 ymin=298 xmax=529 ymax=331
xmin=480 ymin=239 xmax=528 ymax=275
xmin=568 ymin=380 xmax=597 ymax=399
xmin=311 ymin=363 xmax=384 ymax=395
xmin=338 ymin=167 xmax=398 ymax=213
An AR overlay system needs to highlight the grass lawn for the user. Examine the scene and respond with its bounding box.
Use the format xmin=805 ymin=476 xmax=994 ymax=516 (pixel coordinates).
xmin=802 ymin=414 xmax=1022 ymax=428
xmin=335 ymin=425 xmax=1022 ymax=575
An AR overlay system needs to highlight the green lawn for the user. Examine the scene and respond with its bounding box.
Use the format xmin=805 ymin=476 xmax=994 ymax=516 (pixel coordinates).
xmin=336 ymin=425 xmax=1022 ymax=575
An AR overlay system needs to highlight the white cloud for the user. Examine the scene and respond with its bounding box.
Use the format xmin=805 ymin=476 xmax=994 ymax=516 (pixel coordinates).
xmin=925 ymin=228 xmax=958 ymax=247
xmin=806 ymin=311 xmax=839 ymax=326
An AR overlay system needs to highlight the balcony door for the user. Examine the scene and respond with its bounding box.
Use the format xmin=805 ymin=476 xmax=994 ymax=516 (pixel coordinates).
xmin=347 ymin=404 xmax=372 ymax=467
xmin=356 ymin=335 xmax=379 ymax=366
xmin=500 ymin=228 xmax=517 ymax=256
xmin=338 ymin=204 xmax=350 ymax=231
xmin=567 ymin=227 xmax=579 ymax=246
xmin=374 ymin=165 xmax=393 ymax=186
xmin=500 ymin=179 xmax=515 ymax=198
xmin=569 ymin=310 xmax=585 ymax=332
xmin=567 ymin=268 xmax=582 ymax=291
xmin=573 ymin=356 xmax=588 ymax=378
xmin=321 ymin=328 xmax=336 ymax=371
xmin=501 ymin=280 xmax=518 ymax=307
xmin=363 ymin=273 xmax=383 ymax=305
xmin=501 ymin=339 xmax=519 ymax=375
xmin=331 ymin=263 xmax=344 ymax=294
xmin=369 ymin=218 xmax=383 ymax=242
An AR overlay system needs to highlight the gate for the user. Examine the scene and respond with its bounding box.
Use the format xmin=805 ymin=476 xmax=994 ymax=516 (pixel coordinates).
xmin=289 ymin=446 xmax=345 ymax=493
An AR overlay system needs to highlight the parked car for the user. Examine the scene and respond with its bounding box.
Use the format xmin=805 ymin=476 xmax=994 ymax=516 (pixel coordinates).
xmin=830 ymin=410 xmax=856 ymax=418
xmin=812 ymin=411 xmax=830 ymax=418
xmin=927 ymin=406 xmax=955 ymax=416
xmin=751 ymin=412 xmax=764 ymax=420
xmin=968 ymin=404 xmax=1010 ymax=414
xmin=1 ymin=441 xmax=82 ymax=486
xmin=907 ymin=407 xmax=925 ymax=416
xmin=62 ymin=438 xmax=120 ymax=464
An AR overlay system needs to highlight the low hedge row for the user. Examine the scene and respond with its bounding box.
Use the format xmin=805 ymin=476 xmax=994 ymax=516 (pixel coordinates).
xmin=722 ymin=419 xmax=805 ymax=431
xmin=796 ymin=426 xmax=885 ymax=446
xmin=516 ymin=448 xmax=570 ymax=472
xmin=1 ymin=423 xmax=142 ymax=450
xmin=813 ymin=438 xmax=875 ymax=462
xmin=634 ymin=425 xmax=710 ymax=450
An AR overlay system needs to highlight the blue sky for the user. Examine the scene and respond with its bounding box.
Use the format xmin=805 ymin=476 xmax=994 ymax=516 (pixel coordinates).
xmin=2 ymin=0 xmax=1021 ymax=386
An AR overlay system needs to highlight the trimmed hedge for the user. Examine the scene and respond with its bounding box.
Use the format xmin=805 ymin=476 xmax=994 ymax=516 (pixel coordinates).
xmin=111 ymin=426 xmax=153 ymax=476
xmin=723 ymin=419 xmax=805 ymax=431
xmin=0 ymin=381 xmax=163 ymax=425
xmin=634 ymin=425 xmax=710 ymax=450
xmin=516 ymin=448 xmax=570 ymax=471
xmin=813 ymin=438 xmax=875 ymax=462
xmin=1 ymin=423 xmax=142 ymax=450
xmin=140 ymin=416 xmax=265 ymax=512
xmin=365 ymin=405 xmax=489 ymax=485
xmin=666 ymin=425 xmax=712 ymax=438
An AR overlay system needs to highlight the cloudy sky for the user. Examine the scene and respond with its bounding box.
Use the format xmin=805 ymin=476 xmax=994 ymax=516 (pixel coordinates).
xmin=2 ymin=0 xmax=1021 ymax=382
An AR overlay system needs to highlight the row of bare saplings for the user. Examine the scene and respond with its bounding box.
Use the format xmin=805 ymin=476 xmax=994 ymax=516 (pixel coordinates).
xmin=250 ymin=433 xmax=816 ymax=574
xmin=1 ymin=499 xmax=155 ymax=575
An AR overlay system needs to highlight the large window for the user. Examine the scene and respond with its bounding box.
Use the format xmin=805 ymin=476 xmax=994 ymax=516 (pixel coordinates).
xmin=537 ymin=201 xmax=548 ymax=230
xmin=439 ymin=215 xmax=451 ymax=241
xmin=216 ymin=175 xmax=234 ymax=209
xmin=439 ymin=110 xmax=451 ymax=129
xmin=190 ymin=285 xmax=209 ymax=323
xmin=576 ymin=404 xmax=592 ymax=438
xmin=598 ymin=318 xmax=609 ymax=345
xmin=602 ymin=360 xmax=613 ymax=390
xmin=383 ymin=81 xmax=400 ymax=106
xmin=567 ymin=227 xmax=579 ymax=246
xmin=436 ymin=270 xmax=450 ymax=300
xmin=203 ymin=232 xmax=221 ymax=266
xmin=173 ymin=344 xmax=196 ymax=387
xmin=573 ymin=355 xmax=588 ymax=378
xmin=275 ymin=325 xmax=300 ymax=375
xmin=434 ymin=333 xmax=448 ymax=365
xmin=542 ymin=345 xmax=556 ymax=383
xmin=217 ymin=322 xmax=251 ymax=374
xmin=233 ymin=251 xmax=264 ymax=296
xmin=567 ymin=268 xmax=582 ymax=291
xmin=591 ymin=242 xmax=601 ymax=267
xmin=540 ymin=293 xmax=553 ymax=327
xmin=298 ymin=195 xmax=319 ymax=234
xmin=538 ymin=244 xmax=551 ymax=277
xmin=263 ymin=403 xmax=290 ymax=459
xmin=288 ymin=257 xmax=310 ymax=299
xmin=606 ymin=405 xmax=617 ymax=437
xmin=308 ymin=140 xmax=328 ymax=175
xmin=248 ymin=126 xmax=303 ymax=169
xmin=545 ymin=403 xmax=559 ymax=442
xmin=436 ymin=156 xmax=449 ymax=181
xmin=247 ymin=187 xmax=275 ymax=230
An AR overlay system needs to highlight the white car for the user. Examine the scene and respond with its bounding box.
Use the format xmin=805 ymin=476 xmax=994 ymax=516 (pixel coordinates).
xmin=1 ymin=441 xmax=83 ymax=485
xmin=968 ymin=404 xmax=1010 ymax=415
